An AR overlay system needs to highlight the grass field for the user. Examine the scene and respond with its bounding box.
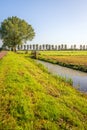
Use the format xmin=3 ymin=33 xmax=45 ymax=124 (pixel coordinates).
xmin=39 ymin=50 xmax=87 ymax=56
xmin=38 ymin=51 xmax=87 ymax=72
xmin=0 ymin=52 xmax=87 ymax=130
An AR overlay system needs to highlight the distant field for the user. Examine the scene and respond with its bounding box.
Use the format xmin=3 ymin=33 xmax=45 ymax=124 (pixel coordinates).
xmin=39 ymin=50 xmax=87 ymax=56
xmin=0 ymin=52 xmax=87 ymax=129
xmin=38 ymin=51 xmax=87 ymax=72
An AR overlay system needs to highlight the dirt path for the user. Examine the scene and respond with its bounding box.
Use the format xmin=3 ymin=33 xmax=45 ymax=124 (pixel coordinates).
xmin=0 ymin=51 xmax=7 ymax=59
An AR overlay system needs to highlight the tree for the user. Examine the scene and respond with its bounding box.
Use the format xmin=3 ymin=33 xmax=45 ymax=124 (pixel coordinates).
xmin=0 ymin=16 xmax=35 ymax=51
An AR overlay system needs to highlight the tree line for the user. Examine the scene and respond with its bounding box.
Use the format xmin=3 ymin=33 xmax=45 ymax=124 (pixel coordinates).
xmin=4 ymin=44 xmax=87 ymax=51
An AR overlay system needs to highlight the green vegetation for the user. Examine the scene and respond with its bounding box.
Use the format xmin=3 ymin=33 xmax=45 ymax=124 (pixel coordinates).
xmin=39 ymin=51 xmax=87 ymax=56
xmin=38 ymin=51 xmax=87 ymax=72
xmin=0 ymin=16 xmax=35 ymax=51
xmin=0 ymin=52 xmax=87 ymax=130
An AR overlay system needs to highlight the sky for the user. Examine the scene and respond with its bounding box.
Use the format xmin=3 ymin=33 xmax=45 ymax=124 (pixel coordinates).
xmin=0 ymin=0 xmax=87 ymax=46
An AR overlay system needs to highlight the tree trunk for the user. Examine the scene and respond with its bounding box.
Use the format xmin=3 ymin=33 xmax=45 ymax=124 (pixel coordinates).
xmin=13 ymin=46 xmax=16 ymax=52
xmin=31 ymin=50 xmax=39 ymax=59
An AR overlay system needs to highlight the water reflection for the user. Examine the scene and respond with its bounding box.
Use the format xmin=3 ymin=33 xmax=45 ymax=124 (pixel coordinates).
xmin=37 ymin=60 xmax=87 ymax=92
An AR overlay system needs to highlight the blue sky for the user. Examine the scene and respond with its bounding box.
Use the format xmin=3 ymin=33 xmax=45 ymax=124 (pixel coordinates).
xmin=0 ymin=0 xmax=87 ymax=46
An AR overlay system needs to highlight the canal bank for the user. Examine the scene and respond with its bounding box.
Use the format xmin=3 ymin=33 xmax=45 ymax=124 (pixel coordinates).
xmin=36 ymin=60 xmax=87 ymax=92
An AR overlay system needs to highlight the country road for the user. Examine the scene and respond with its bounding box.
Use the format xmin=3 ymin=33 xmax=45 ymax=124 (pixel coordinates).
xmin=0 ymin=51 xmax=7 ymax=59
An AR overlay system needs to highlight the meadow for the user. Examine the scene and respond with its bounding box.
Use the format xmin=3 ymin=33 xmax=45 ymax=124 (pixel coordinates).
xmin=38 ymin=51 xmax=87 ymax=72
xmin=0 ymin=52 xmax=87 ymax=130
xmin=39 ymin=50 xmax=87 ymax=56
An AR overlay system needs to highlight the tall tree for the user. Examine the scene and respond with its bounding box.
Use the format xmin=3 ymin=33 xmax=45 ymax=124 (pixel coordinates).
xmin=0 ymin=16 xmax=35 ymax=51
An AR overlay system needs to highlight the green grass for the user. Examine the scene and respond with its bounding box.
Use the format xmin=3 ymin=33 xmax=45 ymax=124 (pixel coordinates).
xmin=39 ymin=50 xmax=87 ymax=56
xmin=0 ymin=52 xmax=87 ymax=130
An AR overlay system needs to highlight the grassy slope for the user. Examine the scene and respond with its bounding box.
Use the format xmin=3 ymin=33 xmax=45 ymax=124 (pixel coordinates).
xmin=0 ymin=52 xmax=87 ymax=130
xmin=38 ymin=51 xmax=87 ymax=72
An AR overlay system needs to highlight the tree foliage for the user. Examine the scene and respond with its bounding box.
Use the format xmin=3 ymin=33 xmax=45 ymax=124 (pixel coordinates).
xmin=0 ymin=16 xmax=35 ymax=51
